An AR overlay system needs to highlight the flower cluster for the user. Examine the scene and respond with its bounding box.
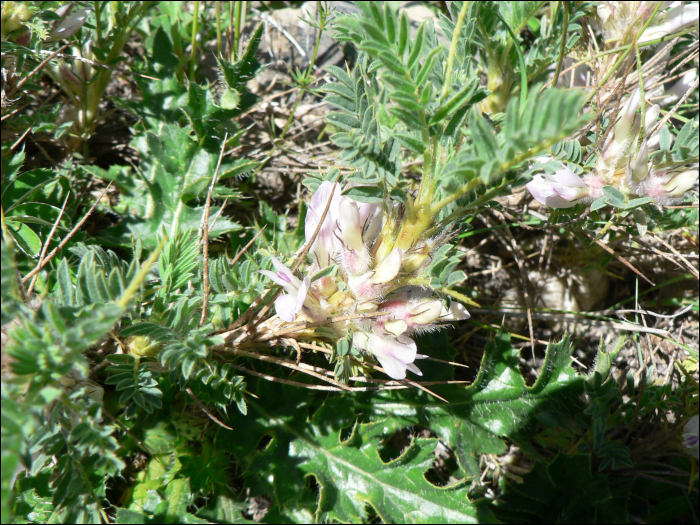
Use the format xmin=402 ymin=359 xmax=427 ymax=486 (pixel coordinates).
xmin=529 ymin=2 xmax=699 ymax=211
xmin=527 ymin=85 xmax=698 ymax=209
xmin=260 ymin=182 xmax=469 ymax=380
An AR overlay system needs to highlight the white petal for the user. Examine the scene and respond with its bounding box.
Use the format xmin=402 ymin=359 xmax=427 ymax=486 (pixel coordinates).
xmin=338 ymin=198 xmax=364 ymax=251
xmin=409 ymin=300 xmax=443 ymax=325
xmin=644 ymin=105 xmax=660 ymax=134
xmin=552 ymin=167 xmax=587 ymax=188
xmin=376 ymin=354 xmax=407 ymax=380
xmin=296 ymin=277 xmax=310 ymax=310
xmin=269 ymin=255 xmax=302 ymax=288
xmin=275 ymin=294 xmax=301 ymax=322
xmin=406 ymin=362 xmax=423 ymax=376
xmin=363 ymin=332 xmax=418 ymax=380
xmin=631 ymin=140 xmax=649 ymax=181
xmin=615 ymin=88 xmax=641 ymax=140
xmin=352 ymin=330 xmax=369 ymax=349
xmin=442 ymin=302 xmax=471 ymax=321
xmin=370 ymin=248 xmax=402 ymax=284
xmin=383 ymin=320 xmax=408 ymax=337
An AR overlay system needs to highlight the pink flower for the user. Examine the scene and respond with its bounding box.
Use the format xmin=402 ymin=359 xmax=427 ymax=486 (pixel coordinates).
xmin=526 ymin=167 xmax=590 ymax=208
xmin=352 ymin=330 xmax=423 ymax=380
xmin=305 ymin=181 xmax=383 ymax=275
xmin=259 ymin=255 xmax=312 ymax=322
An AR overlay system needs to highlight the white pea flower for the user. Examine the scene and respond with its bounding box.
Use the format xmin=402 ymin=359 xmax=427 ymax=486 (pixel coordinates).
xmin=352 ymin=330 xmax=423 ymax=380
xmin=259 ymin=255 xmax=316 ymax=322
xmin=526 ymin=167 xmax=591 ymax=209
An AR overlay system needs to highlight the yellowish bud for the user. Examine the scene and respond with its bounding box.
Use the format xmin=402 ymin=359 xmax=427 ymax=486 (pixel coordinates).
xmin=127 ymin=335 xmax=161 ymax=357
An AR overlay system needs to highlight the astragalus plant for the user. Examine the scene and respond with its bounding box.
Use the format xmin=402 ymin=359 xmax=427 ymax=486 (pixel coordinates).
xmin=214 ymin=1 xmax=590 ymax=382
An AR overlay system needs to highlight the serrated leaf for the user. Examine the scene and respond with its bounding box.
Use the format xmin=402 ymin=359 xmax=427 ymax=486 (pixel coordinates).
xmin=367 ymin=332 xmax=585 ymax=470
xmin=229 ymin=395 xmax=494 ymax=523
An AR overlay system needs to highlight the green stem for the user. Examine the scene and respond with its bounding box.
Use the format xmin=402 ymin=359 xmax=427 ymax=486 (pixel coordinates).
xmin=215 ymin=1 xmax=222 ymax=55
xmin=189 ymin=1 xmax=200 ymax=79
xmin=430 ymin=176 xmax=483 ymax=214
xmin=118 ymin=236 xmax=166 ymax=309
xmin=440 ymin=1 xmax=469 ymax=103
xmin=233 ymin=1 xmax=242 ymax=60
xmin=551 ymin=1 xmax=569 ymax=88
xmin=93 ymin=1 xmax=103 ymax=48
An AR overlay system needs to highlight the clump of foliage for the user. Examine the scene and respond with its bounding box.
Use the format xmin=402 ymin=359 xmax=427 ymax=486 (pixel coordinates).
xmin=2 ymin=1 xmax=698 ymax=523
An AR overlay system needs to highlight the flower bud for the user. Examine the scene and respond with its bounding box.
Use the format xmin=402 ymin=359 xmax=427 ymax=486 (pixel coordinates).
xmin=357 ymin=300 xmax=378 ymax=312
xmin=661 ymin=169 xmax=699 ymax=197
xmin=47 ymin=8 xmax=92 ymax=41
xmin=631 ymin=140 xmax=649 ymax=182
xmin=441 ymin=302 xmax=471 ymax=321
xmin=644 ymin=104 xmax=660 ymax=136
xmin=328 ymin=290 xmax=345 ymax=307
xmin=614 ymin=88 xmax=641 ymax=142
xmin=408 ymin=300 xmax=443 ymax=325
xmin=127 ymin=335 xmax=161 ymax=357
xmin=382 ymin=320 xmax=408 ymax=337
xmin=401 ymin=249 xmax=430 ymax=273
xmin=314 ymin=275 xmax=337 ymax=298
